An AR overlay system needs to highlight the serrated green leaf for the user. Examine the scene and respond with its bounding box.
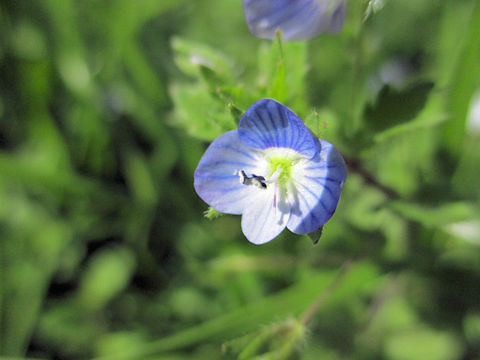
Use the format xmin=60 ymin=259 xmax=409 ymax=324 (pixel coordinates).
xmin=169 ymin=83 xmax=236 ymax=141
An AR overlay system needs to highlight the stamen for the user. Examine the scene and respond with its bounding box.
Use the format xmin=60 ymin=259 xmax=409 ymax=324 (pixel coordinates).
xmin=238 ymin=170 xmax=267 ymax=189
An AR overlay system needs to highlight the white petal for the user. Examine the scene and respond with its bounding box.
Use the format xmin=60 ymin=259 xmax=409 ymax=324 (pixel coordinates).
xmin=241 ymin=185 xmax=290 ymax=244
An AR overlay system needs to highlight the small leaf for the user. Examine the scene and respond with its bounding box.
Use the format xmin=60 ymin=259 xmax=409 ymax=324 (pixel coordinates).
xmin=228 ymin=103 xmax=243 ymax=125
xmin=204 ymin=207 xmax=225 ymax=220
xmin=364 ymin=81 xmax=434 ymax=132
xmin=308 ymin=226 xmax=324 ymax=245
xmin=257 ymin=33 xmax=308 ymax=109
xmin=171 ymin=36 xmax=234 ymax=81
xmin=169 ymin=83 xmax=235 ymax=141
xmin=198 ymin=64 xmax=224 ymax=91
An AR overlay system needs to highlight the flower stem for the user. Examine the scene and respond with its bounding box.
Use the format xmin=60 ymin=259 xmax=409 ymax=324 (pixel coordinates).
xmin=349 ymin=0 xmax=368 ymax=134
xmin=345 ymin=156 xmax=400 ymax=199
xmin=300 ymin=260 xmax=353 ymax=325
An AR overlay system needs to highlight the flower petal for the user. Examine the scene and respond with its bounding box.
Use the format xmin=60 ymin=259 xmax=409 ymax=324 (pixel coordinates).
xmin=194 ymin=130 xmax=265 ymax=214
xmin=328 ymin=1 xmax=346 ymax=33
xmin=238 ymin=99 xmax=319 ymax=159
xmin=241 ymin=185 xmax=290 ymax=244
xmin=287 ymin=139 xmax=347 ymax=234
xmin=242 ymin=0 xmax=346 ymax=40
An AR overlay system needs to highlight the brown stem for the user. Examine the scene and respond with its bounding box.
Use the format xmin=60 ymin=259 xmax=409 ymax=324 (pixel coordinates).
xmin=345 ymin=156 xmax=400 ymax=199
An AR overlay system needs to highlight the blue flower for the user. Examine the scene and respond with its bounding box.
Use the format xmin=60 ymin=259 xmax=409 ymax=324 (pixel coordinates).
xmin=194 ymin=99 xmax=347 ymax=245
xmin=242 ymin=0 xmax=346 ymax=41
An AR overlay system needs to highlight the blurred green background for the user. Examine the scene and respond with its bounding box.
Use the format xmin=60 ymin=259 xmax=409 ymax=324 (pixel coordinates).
xmin=1 ymin=0 xmax=480 ymax=359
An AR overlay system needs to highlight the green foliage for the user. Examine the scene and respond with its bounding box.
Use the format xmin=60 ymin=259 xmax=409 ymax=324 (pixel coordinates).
xmin=204 ymin=207 xmax=225 ymax=220
xmin=442 ymin=1 xmax=480 ymax=155
xmin=307 ymin=227 xmax=324 ymax=245
xmin=364 ymin=82 xmax=434 ymax=132
xmin=222 ymin=319 xmax=306 ymax=360
xmin=77 ymin=246 xmax=136 ymax=311
xmin=1 ymin=0 xmax=480 ymax=359
xmin=384 ymin=328 xmax=462 ymax=360
xmin=170 ymin=82 xmax=236 ymax=141
xmin=169 ymin=31 xmax=309 ymax=141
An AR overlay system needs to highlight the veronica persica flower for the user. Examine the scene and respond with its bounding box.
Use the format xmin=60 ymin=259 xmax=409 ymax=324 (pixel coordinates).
xmin=194 ymin=99 xmax=347 ymax=245
xmin=242 ymin=0 xmax=346 ymax=41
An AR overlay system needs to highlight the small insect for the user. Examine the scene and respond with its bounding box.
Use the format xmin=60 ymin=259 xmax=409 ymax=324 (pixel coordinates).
xmin=238 ymin=170 xmax=267 ymax=189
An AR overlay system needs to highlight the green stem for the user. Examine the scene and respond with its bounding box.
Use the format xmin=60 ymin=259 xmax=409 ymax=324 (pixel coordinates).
xmin=349 ymin=1 xmax=368 ymax=134
xmin=300 ymin=260 xmax=353 ymax=325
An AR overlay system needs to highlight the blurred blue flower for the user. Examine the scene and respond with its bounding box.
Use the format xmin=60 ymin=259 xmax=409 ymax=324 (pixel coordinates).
xmin=242 ymin=0 xmax=346 ymax=40
xmin=194 ymin=99 xmax=347 ymax=244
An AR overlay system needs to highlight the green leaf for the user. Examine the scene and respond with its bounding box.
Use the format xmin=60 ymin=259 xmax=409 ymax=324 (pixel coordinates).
xmin=227 ymin=103 xmax=243 ymax=125
xmin=258 ymin=33 xmax=308 ymax=111
xmin=307 ymin=227 xmax=323 ymax=245
xmin=92 ymin=262 xmax=378 ymax=360
xmin=222 ymin=322 xmax=278 ymax=359
xmin=369 ymin=89 xmax=448 ymax=143
xmin=389 ymin=201 xmax=477 ymax=227
xmin=442 ymin=1 xmax=480 ymax=155
xmin=304 ymin=109 xmax=342 ymax=146
xmin=204 ymin=207 xmax=225 ymax=220
xmin=372 ymin=112 xmax=447 ymax=143
xmin=171 ymin=36 xmax=234 ymax=82
xmin=464 ymin=312 xmax=480 ymax=345
xmin=385 ymin=327 xmax=462 ymax=360
xmin=364 ymin=81 xmax=434 ymax=133
xmin=124 ymin=150 xmax=158 ymax=208
xmin=198 ymin=64 xmax=224 ymax=91
xmin=169 ymin=83 xmax=236 ymax=141
xmin=230 ymin=319 xmax=306 ymax=360
xmin=77 ymin=247 xmax=136 ymax=311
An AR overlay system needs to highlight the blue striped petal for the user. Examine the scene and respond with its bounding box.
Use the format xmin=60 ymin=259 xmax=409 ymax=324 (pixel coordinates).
xmin=194 ymin=130 xmax=265 ymax=214
xmin=287 ymin=139 xmax=347 ymax=234
xmin=242 ymin=0 xmax=346 ymax=40
xmin=238 ymin=99 xmax=319 ymax=159
xmin=328 ymin=1 xmax=346 ymax=33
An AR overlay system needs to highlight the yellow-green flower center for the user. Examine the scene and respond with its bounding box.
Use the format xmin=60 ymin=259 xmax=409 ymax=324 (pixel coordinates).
xmin=269 ymin=157 xmax=294 ymax=186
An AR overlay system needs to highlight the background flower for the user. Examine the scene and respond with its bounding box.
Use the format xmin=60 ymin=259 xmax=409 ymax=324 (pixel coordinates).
xmin=194 ymin=99 xmax=347 ymax=244
xmin=242 ymin=0 xmax=346 ymax=40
